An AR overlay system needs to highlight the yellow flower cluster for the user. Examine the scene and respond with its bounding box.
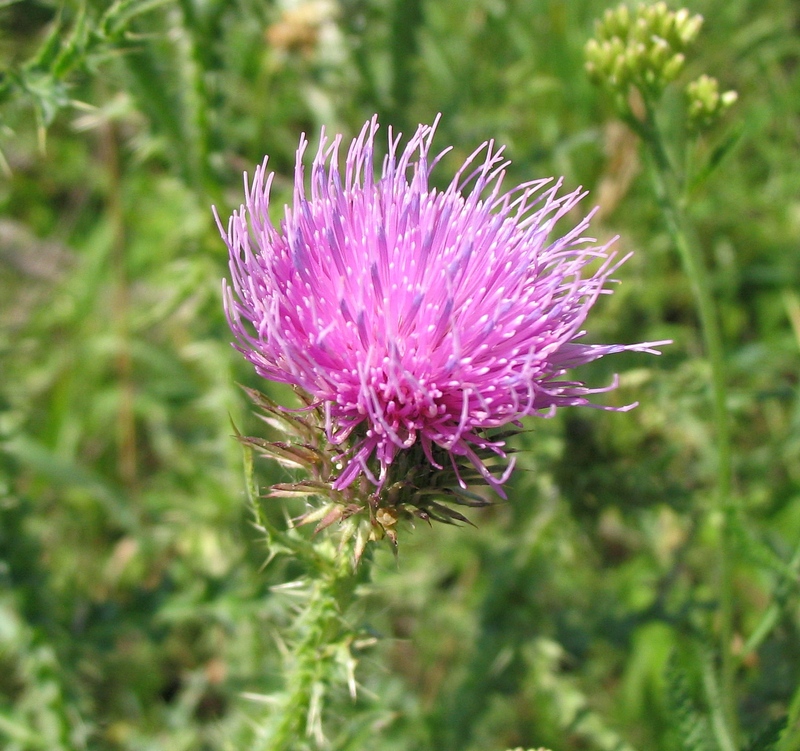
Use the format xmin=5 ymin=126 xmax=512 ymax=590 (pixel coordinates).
xmin=585 ymin=2 xmax=703 ymax=97
xmin=686 ymin=74 xmax=738 ymax=131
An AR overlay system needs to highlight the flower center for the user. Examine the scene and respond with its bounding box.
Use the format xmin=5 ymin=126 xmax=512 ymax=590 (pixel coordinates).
xmin=365 ymin=368 xmax=444 ymax=448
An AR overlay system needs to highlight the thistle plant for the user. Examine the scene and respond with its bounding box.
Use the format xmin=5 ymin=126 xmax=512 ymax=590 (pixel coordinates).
xmin=586 ymin=4 xmax=740 ymax=749
xmin=216 ymin=117 xmax=666 ymax=747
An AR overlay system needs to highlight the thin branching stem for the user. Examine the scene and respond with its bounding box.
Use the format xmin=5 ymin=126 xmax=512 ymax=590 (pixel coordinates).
xmin=101 ymin=119 xmax=138 ymax=488
xmin=636 ymin=93 xmax=737 ymax=747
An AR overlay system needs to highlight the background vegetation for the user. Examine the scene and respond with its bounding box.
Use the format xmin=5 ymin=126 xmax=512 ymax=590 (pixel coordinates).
xmin=1 ymin=0 xmax=799 ymax=749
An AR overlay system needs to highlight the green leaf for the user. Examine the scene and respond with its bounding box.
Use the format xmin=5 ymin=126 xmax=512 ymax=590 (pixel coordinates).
xmin=688 ymin=123 xmax=745 ymax=194
xmin=745 ymin=718 xmax=787 ymax=751
xmin=665 ymin=655 xmax=716 ymax=751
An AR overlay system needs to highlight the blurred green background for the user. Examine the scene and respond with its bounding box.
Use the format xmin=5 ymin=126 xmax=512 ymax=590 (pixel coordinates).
xmin=1 ymin=0 xmax=799 ymax=749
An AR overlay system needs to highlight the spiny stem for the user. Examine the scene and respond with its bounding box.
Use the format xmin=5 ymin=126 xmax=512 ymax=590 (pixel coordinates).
xmin=256 ymin=551 xmax=362 ymax=751
xmin=637 ymin=95 xmax=737 ymax=746
xmin=239 ymin=440 xmax=367 ymax=750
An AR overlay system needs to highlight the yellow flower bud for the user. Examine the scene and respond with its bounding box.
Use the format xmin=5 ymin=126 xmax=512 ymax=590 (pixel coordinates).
xmin=661 ymin=52 xmax=685 ymax=82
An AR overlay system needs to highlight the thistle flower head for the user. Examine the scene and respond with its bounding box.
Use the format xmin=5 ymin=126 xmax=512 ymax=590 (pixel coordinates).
xmin=217 ymin=117 xmax=665 ymax=509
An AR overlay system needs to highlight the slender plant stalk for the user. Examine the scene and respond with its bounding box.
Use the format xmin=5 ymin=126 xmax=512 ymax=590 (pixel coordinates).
xmin=701 ymin=650 xmax=737 ymax=751
xmin=630 ymin=97 xmax=737 ymax=746
xmin=101 ymin=120 xmax=138 ymax=488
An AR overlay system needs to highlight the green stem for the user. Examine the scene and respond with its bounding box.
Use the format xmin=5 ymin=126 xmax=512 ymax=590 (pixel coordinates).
xmin=239 ymin=440 xmax=368 ymax=749
xmin=637 ymin=98 xmax=737 ymax=745
xmin=701 ymin=650 xmax=737 ymax=751
xmin=256 ymin=551 xmax=363 ymax=751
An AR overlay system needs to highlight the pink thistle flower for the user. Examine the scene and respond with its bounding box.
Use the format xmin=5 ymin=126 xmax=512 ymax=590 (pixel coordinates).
xmin=217 ymin=116 xmax=666 ymax=500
